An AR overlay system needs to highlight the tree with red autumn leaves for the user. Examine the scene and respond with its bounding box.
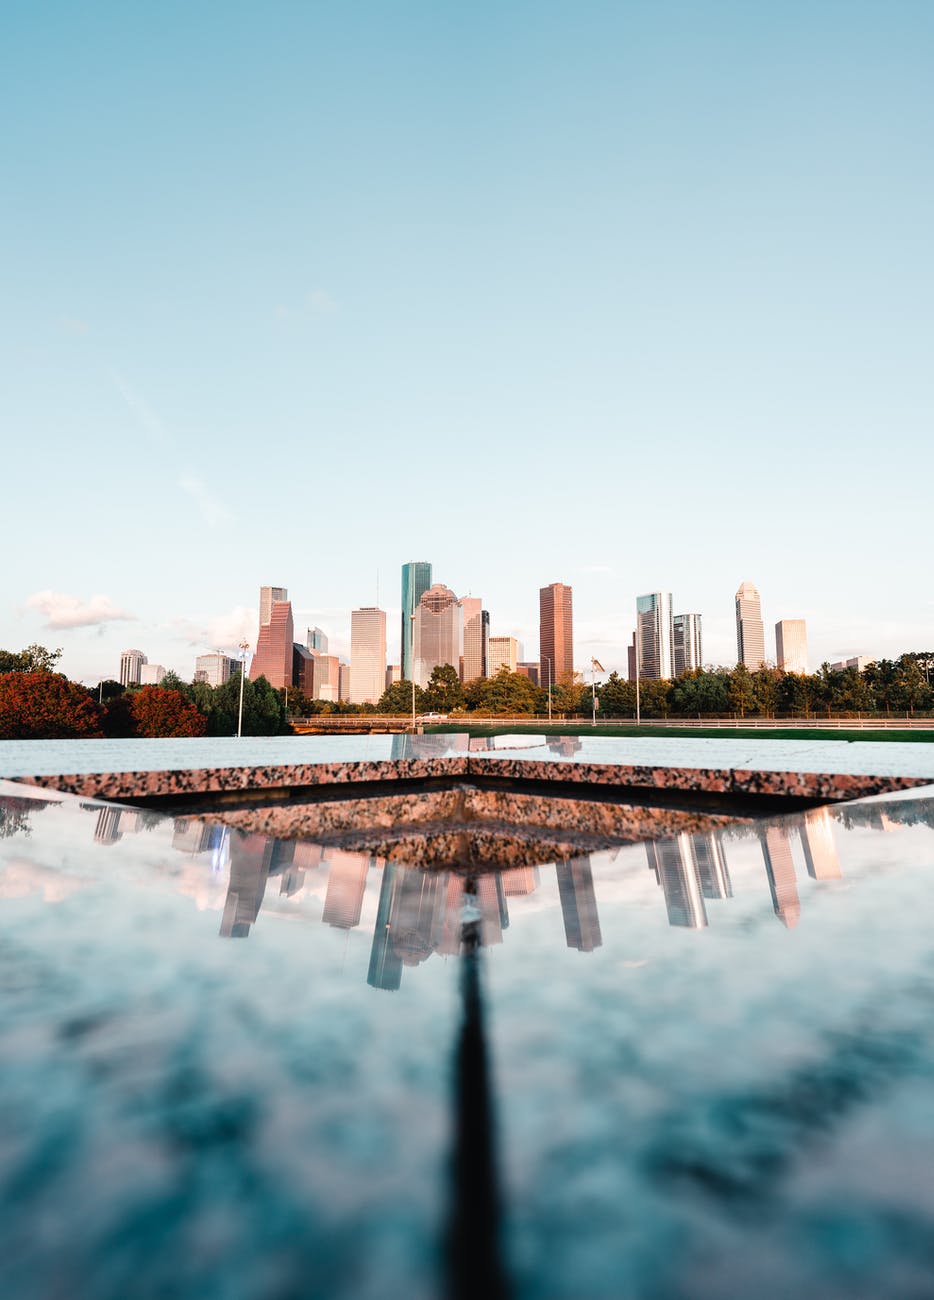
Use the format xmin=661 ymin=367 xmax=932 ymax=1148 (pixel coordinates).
xmin=126 ymin=686 xmax=207 ymax=738
xmin=0 ymin=672 xmax=105 ymax=739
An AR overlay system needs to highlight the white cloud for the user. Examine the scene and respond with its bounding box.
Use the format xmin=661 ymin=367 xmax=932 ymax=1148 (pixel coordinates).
xmin=110 ymin=370 xmax=166 ymax=444
xmin=26 ymin=590 xmax=136 ymax=630
xmin=308 ymin=288 xmax=337 ymax=313
xmin=178 ymin=474 xmax=233 ymax=528
xmin=171 ymin=606 xmax=257 ymax=651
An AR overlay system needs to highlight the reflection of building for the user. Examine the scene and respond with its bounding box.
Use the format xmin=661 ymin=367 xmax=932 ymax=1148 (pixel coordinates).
xmin=735 ymin=581 xmax=766 ymax=669
xmin=636 ymin=593 xmax=673 ymax=680
xmin=760 ymin=826 xmax=801 ymax=928
xmin=350 ymin=607 xmax=387 ymax=704
xmin=539 ymin=582 xmax=573 ymax=684
xmin=646 ymin=836 xmax=707 ymax=928
xmin=413 ymin=584 xmax=463 ymax=688
xmin=220 ymin=832 xmax=273 ymax=937
xmin=800 ymin=808 xmax=842 ymax=879
xmin=401 ymin=562 xmax=432 ymax=682
xmin=556 ymin=858 xmax=602 ymax=950
xmin=322 ymin=852 xmax=370 ymax=928
xmin=461 ymin=598 xmax=489 ymax=681
xmin=94 ymin=807 xmax=123 ymax=844
xmin=501 ymin=866 xmax=540 ymax=896
xmin=691 ymin=832 xmax=732 ymax=898
xmin=250 ymin=597 xmax=294 ymax=688
xmin=367 ymin=865 xmax=448 ymax=989
xmin=672 ymin=613 xmax=703 ymax=676
xmin=776 ymin=619 xmax=808 ymax=674
xmin=488 ymin=636 xmax=519 ymax=675
xmin=119 ymin=649 xmax=147 ymax=686
xmin=172 ymin=819 xmax=214 ymax=854
xmin=547 ymin=736 xmax=582 ymax=758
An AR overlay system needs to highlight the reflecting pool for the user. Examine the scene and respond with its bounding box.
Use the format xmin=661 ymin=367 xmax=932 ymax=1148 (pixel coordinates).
xmin=2 ymin=779 xmax=934 ymax=1298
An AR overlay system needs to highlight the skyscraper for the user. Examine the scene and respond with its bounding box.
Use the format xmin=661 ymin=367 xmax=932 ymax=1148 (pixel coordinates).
xmin=735 ymin=581 xmax=766 ymax=669
xmin=672 ymin=613 xmax=703 ymax=676
xmin=413 ymin=583 xmax=462 ymax=688
xmin=194 ymin=652 xmax=238 ymax=686
xmin=539 ymin=582 xmax=573 ymax=689
xmin=307 ymin=626 xmax=328 ymax=653
xmin=775 ymin=619 xmax=808 ymax=674
xmin=138 ymin=663 xmax=166 ymax=685
xmin=119 ymin=649 xmax=147 ymax=687
xmin=488 ymin=636 xmax=519 ymax=675
xmin=250 ymin=597 xmax=294 ymax=688
xmin=460 ymin=597 xmax=489 ymax=681
xmin=636 ymin=593 xmax=673 ymax=680
xmin=260 ymin=586 xmax=288 ymax=627
xmin=401 ymin=562 xmax=432 ymax=681
xmin=350 ymin=607 xmax=387 ymax=704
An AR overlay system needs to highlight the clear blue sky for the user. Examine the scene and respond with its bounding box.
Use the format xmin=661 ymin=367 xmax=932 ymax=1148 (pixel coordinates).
xmin=3 ymin=1 xmax=932 ymax=681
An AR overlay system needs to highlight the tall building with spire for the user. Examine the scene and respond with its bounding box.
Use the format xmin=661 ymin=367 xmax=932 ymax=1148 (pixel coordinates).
xmin=539 ymin=582 xmax=573 ymax=689
xmin=350 ymin=607 xmax=387 ymax=704
xmin=250 ymin=594 xmax=294 ymax=688
xmin=401 ymin=562 xmax=432 ymax=682
xmin=636 ymin=592 xmax=673 ymax=679
xmin=735 ymin=581 xmax=766 ymax=669
xmin=413 ymin=583 xmax=462 ymax=688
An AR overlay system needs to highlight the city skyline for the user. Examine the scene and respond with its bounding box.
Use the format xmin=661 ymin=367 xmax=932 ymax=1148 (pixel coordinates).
xmin=3 ymin=6 xmax=931 ymax=686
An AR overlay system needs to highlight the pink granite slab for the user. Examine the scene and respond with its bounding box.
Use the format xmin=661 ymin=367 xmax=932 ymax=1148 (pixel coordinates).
xmin=11 ymin=755 xmax=931 ymax=806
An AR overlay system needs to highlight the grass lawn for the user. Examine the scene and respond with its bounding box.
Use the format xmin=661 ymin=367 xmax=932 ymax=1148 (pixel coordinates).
xmin=426 ymin=723 xmax=934 ymax=743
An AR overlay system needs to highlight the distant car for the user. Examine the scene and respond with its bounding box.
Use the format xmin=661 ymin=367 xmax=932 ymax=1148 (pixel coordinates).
xmin=415 ymin=712 xmax=447 ymax=723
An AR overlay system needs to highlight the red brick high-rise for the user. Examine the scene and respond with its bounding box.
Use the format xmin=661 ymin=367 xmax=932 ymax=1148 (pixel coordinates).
xmin=250 ymin=598 xmax=294 ymax=688
xmin=539 ymin=582 xmax=574 ymax=689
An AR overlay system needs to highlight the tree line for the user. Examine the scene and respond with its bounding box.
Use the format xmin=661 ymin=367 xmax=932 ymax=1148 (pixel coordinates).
xmin=1 ymin=645 xmax=932 ymax=739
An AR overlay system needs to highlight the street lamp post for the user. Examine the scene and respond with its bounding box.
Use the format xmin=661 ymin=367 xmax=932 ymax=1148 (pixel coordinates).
xmin=237 ymin=641 xmax=249 ymax=739
xmin=590 ymin=657 xmax=604 ymax=726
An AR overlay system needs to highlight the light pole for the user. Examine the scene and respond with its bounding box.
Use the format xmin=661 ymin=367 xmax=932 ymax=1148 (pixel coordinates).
xmin=237 ymin=641 xmax=249 ymax=738
xmin=590 ymin=657 xmax=604 ymax=726
xmin=541 ymin=656 xmax=552 ymax=723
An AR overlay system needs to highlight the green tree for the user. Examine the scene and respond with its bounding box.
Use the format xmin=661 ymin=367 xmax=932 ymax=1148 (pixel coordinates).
xmin=424 ymin=664 xmax=465 ymax=713
xmin=597 ymin=672 xmax=636 ymax=716
xmin=482 ymin=668 xmax=543 ymax=715
xmin=551 ymin=672 xmax=588 ymax=716
xmin=377 ymin=679 xmax=427 ymax=713
xmin=208 ymin=672 xmax=289 ymax=735
xmin=669 ymin=669 xmax=731 ymax=715
xmin=728 ymin=664 xmax=756 ymax=717
xmin=752 ymin=666 xmax=782 ymax=717
xmin=0 ymin=644 xmax=63 ymax=674
xmin=637 ymin=678 xmax=673 ymax=718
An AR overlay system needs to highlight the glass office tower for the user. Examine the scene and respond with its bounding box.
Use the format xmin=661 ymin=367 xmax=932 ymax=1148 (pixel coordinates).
xmin=401 ymin=561 xmax=432 ymax=681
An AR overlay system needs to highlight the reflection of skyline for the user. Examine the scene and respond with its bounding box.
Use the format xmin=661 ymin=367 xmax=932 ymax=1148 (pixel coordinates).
xmin=45 ymin=788 xmax=918 ymax=973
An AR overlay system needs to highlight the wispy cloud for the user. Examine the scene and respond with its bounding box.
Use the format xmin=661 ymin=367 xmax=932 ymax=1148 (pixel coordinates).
xmin=275 ymin=287 xmax=339 ymax=320
xmin=110 ymin=370 xmax=167 ymax=445
xmin=27 ymin=590 xmax=136 ymax=630
xmin=178 ymin=474 xmax=233 ymax=528
xmin=171 ymin=606 xmax=257 ymax=650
